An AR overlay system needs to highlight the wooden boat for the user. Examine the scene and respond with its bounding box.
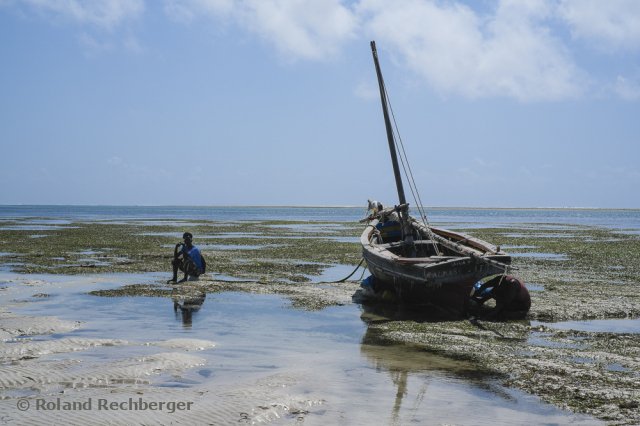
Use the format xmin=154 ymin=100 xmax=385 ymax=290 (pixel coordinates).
xmin=361 ymin=41 xmax=512 ymax=314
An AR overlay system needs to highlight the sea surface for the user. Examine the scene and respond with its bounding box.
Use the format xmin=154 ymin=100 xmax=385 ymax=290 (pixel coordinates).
xmin=1 ymin=205 xmax=639 ymax=231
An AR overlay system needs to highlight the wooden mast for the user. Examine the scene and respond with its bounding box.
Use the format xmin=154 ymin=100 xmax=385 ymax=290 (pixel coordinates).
xmin=370 ymin=40 xmax=407 ymax=207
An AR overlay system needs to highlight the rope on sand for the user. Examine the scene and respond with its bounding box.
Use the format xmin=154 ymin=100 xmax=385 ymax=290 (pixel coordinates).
xmin=173 ymin=258 xmax=367 ymax=287
xmin=323 ymin=258 xmax=366 ymax=284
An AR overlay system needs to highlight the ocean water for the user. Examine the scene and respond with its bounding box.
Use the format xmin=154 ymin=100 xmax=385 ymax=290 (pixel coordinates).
xmin=1 ymin=205 xmax=639 ymax=230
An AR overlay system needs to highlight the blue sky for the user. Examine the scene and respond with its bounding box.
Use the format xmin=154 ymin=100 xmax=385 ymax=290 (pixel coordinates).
xmin=1 ymin=0 xmax=639 ymax=208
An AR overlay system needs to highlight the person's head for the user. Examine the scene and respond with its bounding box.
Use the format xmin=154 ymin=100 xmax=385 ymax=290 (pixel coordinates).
xmin=183 ymin=232 xmax=193 ymax=245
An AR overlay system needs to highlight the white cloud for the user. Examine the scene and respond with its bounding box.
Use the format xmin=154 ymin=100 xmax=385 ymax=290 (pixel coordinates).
xmin=613 ymin=75 xmax=640 ymax=101
xmin=558 ymin=0 xmax=640 ymax=51
xmin=17 ymin=0 xmax=144 ymax=29
xmin=123 ymin=34 xmax=144 ymax=54
xmin=6 ymin=0 xmax=638 ymax=102
xmin=164 ymin=0 xmax=233 ymax=23
xmin=106 ymin=156 xmax=125 ymax=166
xmin=239 ymin=0 xmax=358 ymax=60
xmin=358 ymin=0 xmax=584 ymax=101
xmin=78 ymin=32 xmax=143 ymax=56
xmin=353 ymin=80 xmax=378 ymax=100
xmin=78 ymin=32 xmax=114 ymax=56
xmin=160 ymin=0 xmax=637 ymax=101
xmin=164 ymin=0 xmax=358 ymax=60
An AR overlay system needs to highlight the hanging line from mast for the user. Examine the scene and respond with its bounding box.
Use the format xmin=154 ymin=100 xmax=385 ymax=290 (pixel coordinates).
xmin=378 ymin=76 xmax=441 ymax=256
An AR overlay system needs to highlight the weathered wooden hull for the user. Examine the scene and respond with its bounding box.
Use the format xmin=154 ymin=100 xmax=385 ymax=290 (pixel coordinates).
xmin=361 ymin=218 xmax=511 ymax=314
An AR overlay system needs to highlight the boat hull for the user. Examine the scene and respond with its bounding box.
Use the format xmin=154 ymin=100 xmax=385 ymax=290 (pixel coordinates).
xmin=363 ymin=249 xmax=497 ymax=314
xmin=360 ymin=219 xmax=511 ymax=315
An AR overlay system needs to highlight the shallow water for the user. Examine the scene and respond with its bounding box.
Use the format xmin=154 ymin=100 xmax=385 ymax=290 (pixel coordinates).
xmin=502 ymin=233 xmax=576 ymax=239
xmin=198 ymin=243 xmax=280 ymax=251
xmin=2 ymin=205 xmax=638 ymax=230
xmin=534 ymin=318 xmax=640 ymax=334
xmin=527 ymin=333 xmax=587 ymax=349
xmin=510 ymin=252 xmax=569 ymax=260
xmin=615 ymin=229 xmax=640 ymax=236
xmin=525 ymin=283 xmax=545 ymax=292
xmin=267 ymin=223 xmax=348 ymax=232
xmin=0 ymin=272 xmax=601 ymax=425
xmin=213 ymin=233 xmax=355 ymax=242
xmin=0 ymin=225 xmax=79 ymax=231
xmin=305 ymin=263 xmax=363 ymax=283
xmin=210 ymin=273 xmax=252 ymax=282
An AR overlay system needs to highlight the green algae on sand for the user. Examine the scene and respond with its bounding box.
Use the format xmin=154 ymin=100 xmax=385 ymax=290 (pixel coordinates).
xmin=1 ymin=216 xmax=640 ymax=424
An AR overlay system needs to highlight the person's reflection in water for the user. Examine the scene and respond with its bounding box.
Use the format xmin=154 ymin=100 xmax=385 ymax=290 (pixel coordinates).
xmin=172 ymin=289 xmax=206 ymax=328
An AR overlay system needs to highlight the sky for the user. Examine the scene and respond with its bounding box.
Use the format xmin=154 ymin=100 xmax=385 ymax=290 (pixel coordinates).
xmin=0 ymin=0 xmax=639 ymax=208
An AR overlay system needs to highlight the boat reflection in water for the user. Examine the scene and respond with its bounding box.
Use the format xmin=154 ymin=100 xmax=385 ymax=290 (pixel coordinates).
xmin=172 ymin=287 xmax=206 ymax=327
xmin=357 ymin=301 xmax=530 ymax=425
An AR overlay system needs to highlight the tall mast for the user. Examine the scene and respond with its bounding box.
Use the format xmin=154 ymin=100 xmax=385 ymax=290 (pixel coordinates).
xmin=370 ymin=40 xmax=407 ymax=207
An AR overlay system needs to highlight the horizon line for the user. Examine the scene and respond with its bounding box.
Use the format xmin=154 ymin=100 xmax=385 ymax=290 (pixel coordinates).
xmin=1 ymin=204 xmax=639 ymax=211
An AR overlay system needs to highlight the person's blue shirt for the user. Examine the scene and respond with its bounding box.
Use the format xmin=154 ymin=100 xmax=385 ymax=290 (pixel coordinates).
xmin=182 ymin=245 xmax=204 ymax=272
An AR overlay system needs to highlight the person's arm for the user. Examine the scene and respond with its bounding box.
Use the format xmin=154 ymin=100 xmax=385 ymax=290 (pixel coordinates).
xmin=174 ymin=243 xmax=183 ymax=258
xmin=201 ymin=255 xmax=206 ymax=273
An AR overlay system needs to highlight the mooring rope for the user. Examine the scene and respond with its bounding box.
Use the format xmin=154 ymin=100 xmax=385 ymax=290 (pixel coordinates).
xmin=181 ymin=258 xmax=367 ymax=287
xmin=326 ymin=258 xmax=365 ymax=283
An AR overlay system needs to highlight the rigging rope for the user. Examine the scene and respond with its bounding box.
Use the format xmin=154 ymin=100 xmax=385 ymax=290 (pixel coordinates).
xmin=379 ymin=77 xmax=441 ymax=255
xmin=211 ymin=258 xmax=367 ymax=285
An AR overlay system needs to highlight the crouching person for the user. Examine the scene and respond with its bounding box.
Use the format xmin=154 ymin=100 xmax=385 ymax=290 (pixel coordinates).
xmin=469 ymin=274 xmax=530 ymax=320
xmin=168 ymin=232 xmax=206 ymax=283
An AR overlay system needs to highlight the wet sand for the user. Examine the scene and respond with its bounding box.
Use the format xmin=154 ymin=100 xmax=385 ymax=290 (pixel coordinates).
xmin=0 ymin=272 xmax=603 ymax=425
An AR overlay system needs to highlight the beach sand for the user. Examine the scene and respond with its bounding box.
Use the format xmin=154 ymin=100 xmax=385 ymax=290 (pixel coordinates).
xmin=0 ymin=272 xmax=605 ymax=425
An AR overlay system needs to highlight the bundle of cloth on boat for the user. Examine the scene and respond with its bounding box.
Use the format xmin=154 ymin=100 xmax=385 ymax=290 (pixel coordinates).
xmin=367 ymin=200 xmax=403 ymax=243
xmin=376 ymin=221 xmax=402 ymax=242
